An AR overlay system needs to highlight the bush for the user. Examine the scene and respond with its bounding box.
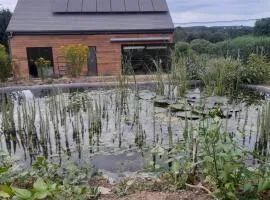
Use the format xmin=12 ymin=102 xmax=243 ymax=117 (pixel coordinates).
xmin=190 ymin=39 xmax=215 ymax=54
xmin=200 ymin=57 xmax=242 ymax=96
xmin=174 ymin=42 xmax=192 ymax=58
xmin=241 ymin=53 xmax=270 ymax=84
xmin=214 ymin=36 xmax=270 ymax=62
xmin=61 ymin=44 xmax=88 ymax=77
xmin=0 ymin=45 xmax=11 ymax=82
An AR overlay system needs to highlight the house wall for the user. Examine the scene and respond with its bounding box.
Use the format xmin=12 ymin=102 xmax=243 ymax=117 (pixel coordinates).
xmin=10 ymin=33 xmax=174 ymax=78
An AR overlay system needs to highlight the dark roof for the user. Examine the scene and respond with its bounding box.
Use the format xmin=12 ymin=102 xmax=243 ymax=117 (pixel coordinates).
xmin=7 ymin=0 xmax=174 ymax=34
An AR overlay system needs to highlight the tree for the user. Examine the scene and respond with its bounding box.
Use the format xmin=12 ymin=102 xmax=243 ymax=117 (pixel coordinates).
xmin=254 ymin=18 xmax=270 ymax=36
xmin=0 ymin=9 xmax=12 ymax=49
xmin=0 ymin=44 xmax=11 ymax=82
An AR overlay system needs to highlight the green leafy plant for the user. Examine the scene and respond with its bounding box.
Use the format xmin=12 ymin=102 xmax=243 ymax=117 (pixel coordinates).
xmin=242 ymin=53 xmax=270 ymax=84
xmin=61 ymin=44 xmax=88 ymax=77
xmin=200 ymin=57 xmax=242 ymax=96
xmin=0 ymin=45 xmax=11 ymax=82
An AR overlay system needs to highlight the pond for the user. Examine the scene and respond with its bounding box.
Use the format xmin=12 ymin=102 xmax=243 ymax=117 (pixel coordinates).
xmin=0 ymin=83 xmax=268 ymax=179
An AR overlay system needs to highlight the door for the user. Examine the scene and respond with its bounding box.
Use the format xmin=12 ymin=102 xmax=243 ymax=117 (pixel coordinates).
xmin=87 ymin=47 xmax=97 ymax=76
xmin=26 ymin=47 xmax=54 ymax=78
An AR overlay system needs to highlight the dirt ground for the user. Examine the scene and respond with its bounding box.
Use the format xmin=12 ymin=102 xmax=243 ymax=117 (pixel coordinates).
xmin=88 ymin=177 xmax=214 ymax=200
xmin=101 ymin=191 xmax=213 ymax=200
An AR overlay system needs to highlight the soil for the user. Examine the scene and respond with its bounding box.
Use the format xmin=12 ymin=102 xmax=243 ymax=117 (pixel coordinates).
xmin=101 ymin=190 xmax=213 ymax=200
xmin=88 ymin=177 xmax=214 ymax=200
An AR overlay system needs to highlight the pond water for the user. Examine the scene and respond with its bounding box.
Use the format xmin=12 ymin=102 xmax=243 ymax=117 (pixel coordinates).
xmin=0 ymin=85 xmax=267 ymax=178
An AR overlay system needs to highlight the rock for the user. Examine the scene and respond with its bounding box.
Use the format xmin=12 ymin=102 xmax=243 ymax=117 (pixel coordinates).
xmin=98 ymin=187 xmax=111 ymax=195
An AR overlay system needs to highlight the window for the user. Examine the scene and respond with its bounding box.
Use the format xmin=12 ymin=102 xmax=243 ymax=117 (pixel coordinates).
xmin=122 ymin=45 xmax=171 ymax=75
xmin=26 ymin=47 xmax=54 ymax=78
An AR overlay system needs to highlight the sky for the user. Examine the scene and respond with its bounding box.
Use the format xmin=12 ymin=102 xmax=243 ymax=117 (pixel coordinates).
xmin=0 ymin=0 xmax=270 ymax=27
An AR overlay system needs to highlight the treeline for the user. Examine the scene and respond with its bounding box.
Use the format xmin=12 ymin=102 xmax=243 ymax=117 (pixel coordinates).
xmin=175 ymin=18 xmax=270 ymax=43
xmin=177 ymin=36 xmax=270 ymax=62
xmin=0 ymin=8 xmax=12 ymax=49
xmin=175 ymin=18 xmax=270 ymax=62
xmin=175 ymin=26 xmax=253 ymax=43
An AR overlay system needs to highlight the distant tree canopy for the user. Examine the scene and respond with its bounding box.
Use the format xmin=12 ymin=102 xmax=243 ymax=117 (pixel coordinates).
xmin=254 ymin=18 xmax=270 ymax=36
xmin=175 ymin=26 xmax=253 ymax=43
xmin=0 ymin=9 xmax=12 ymax=50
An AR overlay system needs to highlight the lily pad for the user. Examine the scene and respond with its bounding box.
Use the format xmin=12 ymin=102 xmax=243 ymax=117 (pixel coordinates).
xmin=175 ymin=112 xmax=200 ymax=120
xmin=170 ymin=104 xmax=190 ymax=112
xmin=154 ymin=99 xmax=172 ymax=108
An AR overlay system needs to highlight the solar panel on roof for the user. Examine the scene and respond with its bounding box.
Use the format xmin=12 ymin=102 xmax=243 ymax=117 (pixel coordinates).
xmin=52 ymin=0 xmax=168 ymax=13
xmin=125 ymin=0 xmax=140 ymax=12
xmin=152 ymin=0 xmax=168 ymax=11
xmin=139 ymin=0 xmax=154 ymax=11
xmin=82 ymin=0 xmax=97 ymax=12
xmin=111 ymin=0 xmax=125 ymax=12
xmin=68 ymin=0 xmax=83 ymax=12
xmin=52 ymin=0 xmax=69 ymax=12
xmin=97 ymin=0 xmax=111 ymax=12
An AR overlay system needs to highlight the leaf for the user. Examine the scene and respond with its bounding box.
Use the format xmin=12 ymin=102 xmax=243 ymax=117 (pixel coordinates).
xmin=12 ymin=187 xmax=32 ymax=199
xmin=0 ymin=191 xmax=10 ymax=198
xmin=33 ymin=191 xmax=51 ymax=199
xmin=0 ymin=185 xmax=13 ymax=195
xmin=33 ymin=178 xmax=48 ymax=192
xmin=0 ymin=166 xmax=11 ymax=174
xmin=49 ymin=183 xmax=57 ymax=191
xmin=261 ymin=178 xmax=270 ymax=191
xmin=243 ymin=183 xmax=254 ymax=193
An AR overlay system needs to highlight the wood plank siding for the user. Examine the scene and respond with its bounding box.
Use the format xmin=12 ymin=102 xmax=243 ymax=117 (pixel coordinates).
xmin=10 ymin=33 xmax=174 ymax=78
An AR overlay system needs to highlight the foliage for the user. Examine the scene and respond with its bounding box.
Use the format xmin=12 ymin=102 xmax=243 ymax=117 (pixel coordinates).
xmin=0 ymin=154 xmax=99 ymax=200
xmin=200 ymin=117 xmax=247 ymax=199
xmin=61 ymin=44 xmax=88 ymax=77
xmin=200 ymin=57 xmax=242 ymax=96
xmin=174 ymin=42 xmax=193 ymax=58
xmin=254 ymin=18 xmax=270 ymax=36
xmin=214 ymin=36 xmax=270 ymax=62
xmin=34 ymin=57 xmax=51 ymax=80
xmin=0 ymin=44 xmax=11 ymax=82
xmin=149 ymin=108 xmax=270 ymax=200
xmin=0 ymin=9 xmax=12 ymax=49
xmin=175 ymin=26 xmax=253 ymax=43
xmin=241 ymin=54 xmax=270 ymax=84
xmin=190 ymin=39 xmax=215 ymax=54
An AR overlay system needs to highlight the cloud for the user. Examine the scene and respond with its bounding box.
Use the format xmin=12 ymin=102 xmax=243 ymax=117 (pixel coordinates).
xmin=0 ymin=0 xmax=17 ymax=10
xmin=1 ymin=0 xmax=270 ymax=26
xmin=167 ymin=0 xmax=270 ymax=25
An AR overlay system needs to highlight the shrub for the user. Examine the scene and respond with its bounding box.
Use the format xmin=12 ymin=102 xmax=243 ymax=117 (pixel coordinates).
xmin=61 ymin=44 xmax=88 ymax=77
xmin=190 ymin=39 xmax=215 ymax=54
xmin=241 ymin=53 xmax=270 ymax=84
xmin=174 ymin=42 xmax=193 ymax=58
xmin=0 ymin=44 xmax=11 ymax=82
xmin=200 ymin=57 xmax=242 ymax=96
xmin=214 ymin=36 xmax=270 ymax=62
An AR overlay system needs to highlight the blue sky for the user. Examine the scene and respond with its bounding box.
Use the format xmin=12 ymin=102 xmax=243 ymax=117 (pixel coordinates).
xmin=1 ymin=0 xmax=270 ymax=27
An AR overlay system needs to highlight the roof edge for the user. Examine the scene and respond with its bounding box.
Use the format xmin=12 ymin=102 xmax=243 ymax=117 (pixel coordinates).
xmin=7 ymin=29 xmax=175 ymax=36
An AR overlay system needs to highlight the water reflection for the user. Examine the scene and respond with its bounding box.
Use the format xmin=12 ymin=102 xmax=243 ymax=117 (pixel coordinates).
xmin=0 ymin=87 xmax=267 ymax=172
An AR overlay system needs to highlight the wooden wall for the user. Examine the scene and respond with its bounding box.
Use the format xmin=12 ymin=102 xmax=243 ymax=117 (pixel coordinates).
xmin=10 ymin=33 xmax=173 ymax=78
